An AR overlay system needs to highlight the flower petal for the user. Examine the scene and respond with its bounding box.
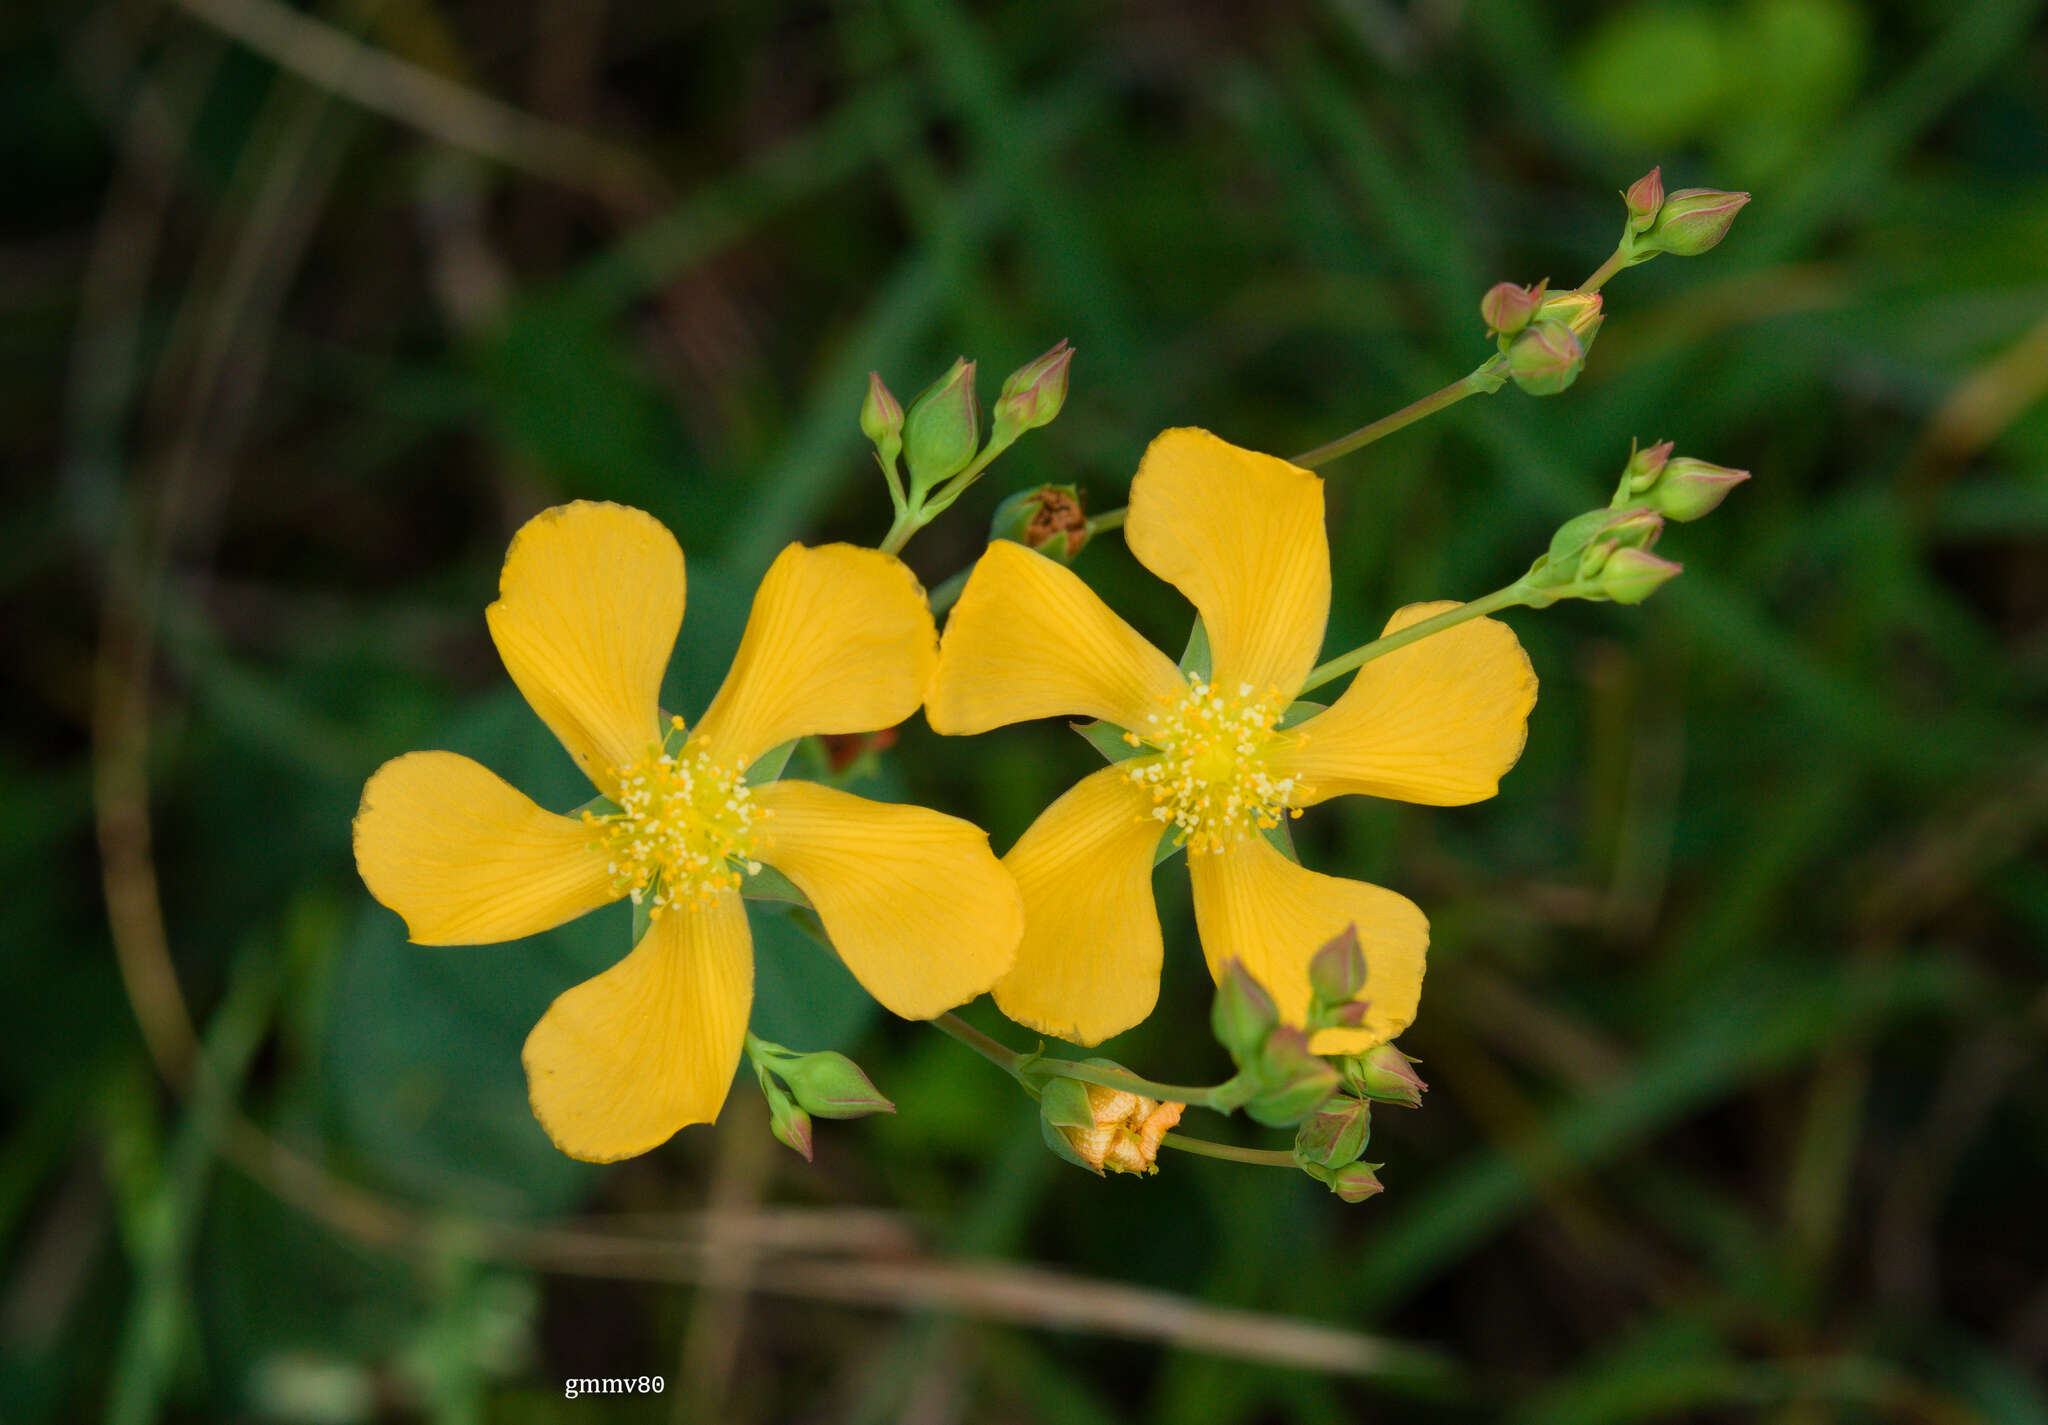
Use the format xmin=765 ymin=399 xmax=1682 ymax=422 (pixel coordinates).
xmin=693 ymin=544 xmax=935 ymax=768
xmin=1188 ymin=834 xmax=1427 ymax=1053
xmin=354 ymin=751 xmax=617 ymax=945
xmin=1124 ymin=428 xmax=1331 ymax=696
xmin=1272 ymin=601 xmax=1537 ymax=807
xmin=925 ymin=540 xmax=1184 ymax=735
xmin=993 ymin=766 xmax=1168 ymax=1046
xmin=751 ymin=780 xmax=1020 ymax=1020
xmin=485 ymin=502 xmax=682 ymax=793
xmin=522 ymin=890 xmax=752 ymax=1162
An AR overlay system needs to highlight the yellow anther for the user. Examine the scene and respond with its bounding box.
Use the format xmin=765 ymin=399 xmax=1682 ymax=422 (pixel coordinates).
xmin=583 ymin=739 xmax=764 ymax=911
xmin=1117 ymin=675 xmax=1301 ymax=854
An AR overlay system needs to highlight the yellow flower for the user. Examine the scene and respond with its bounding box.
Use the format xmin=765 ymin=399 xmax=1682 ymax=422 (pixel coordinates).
xmin=353 ymin=502 xmax=1022 ymax=1162
xmin=927 ymin=428 xmax=1536 ymax=1052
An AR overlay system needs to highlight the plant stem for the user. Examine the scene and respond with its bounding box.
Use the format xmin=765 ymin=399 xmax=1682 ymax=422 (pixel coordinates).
xmin=1020 ymin=1057 xmax=1241 ymax=1113
xmin=1159 ymin=1132 xmax=1298 ymax=1167
xmin=1577 ymin=245 xmax=1629 ymax=296
xmin=1297 ymin=583 xmax=1528 ymax=695
xmin=878 ymin=507 xmax=919 ymax=557
xmin=1085 ymin=505 xmax=1126 ymax=535
xmin=928 ymin=568 xmax=968 ymax=617
xmin=1290 ymin=357 xmax=1503 ymax=469
xmin=929 ymin=1010 xmax=1031 ymax=1082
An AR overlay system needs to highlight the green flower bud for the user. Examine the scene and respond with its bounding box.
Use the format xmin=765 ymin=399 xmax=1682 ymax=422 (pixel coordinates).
xmin=1211 ymin=960 xmax=1280 ymax=1067
xmin=1641 ymin=188 xmax=1750 ymax=257
xmin=1246 ymin=1027 xmax=1340 ymax=1128
xmin=1306 ymin=923 xmax=1367 ymax=1008
xmin=1480 ymin=279 xmax=1547 ymax=338
xmin=761 ymin=1076 xmax=814 ymax=1161
xmin=1652 ymin=457 xmax=1749 ymax=522
xmin=1547 ymin=506 xmax=1660 ymax=569
xmin=1625 ymin=439 xmax=1675 ymax=492
xmin=777 ymin=1050 xmax=895 ymax=1119
xmin=990 ymin=340 xmax=1072 ymax=446
xmin=1326 ymin=1161 xmax=1385 ymax=1203
xmin=1037 ymin=1075 xmax=1100 ymax=1173
xmin=1600 ymin=506 xmax=1666 ymax=551
xmin=903 ymin=357 xmax=981 ymax=498
xmin=860 ymin=371 xmax=904 ymax=466
xmin=1342 ymin=1044 xmax=1427 ymax=1108
xmin=1292 ymin=1095 xmax=1371 ymax=1170
xmin=1506 ymin=320 xmax=1585 ymax=397
xmin=1597 ymin=546 xmax=1683 ymax=604
xmin=1624 ymin=167 xmax=1664 ymax=233
xmin=1539 ymin=291 xmax=1605 ymax=347
xmin=991 ymin=483 xmax=1089 ymax=563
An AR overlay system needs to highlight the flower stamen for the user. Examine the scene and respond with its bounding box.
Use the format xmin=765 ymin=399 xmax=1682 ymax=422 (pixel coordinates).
xmin=1119 ymin=677 xmax=1304 ymax=854
xmin=584 ymin=724 xmax=764 ymax=916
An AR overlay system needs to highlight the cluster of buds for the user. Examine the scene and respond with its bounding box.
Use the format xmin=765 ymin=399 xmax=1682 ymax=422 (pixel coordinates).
xmin=747 ymin=1037 xmax=895 ymax=1162
xmin=1522 ymin=439 xmax=1749 ymax=607
xmin=862 ymin=341 xmax=1073 ymax=519
xmin=1617 ymin=167 xmax=1750 ymax=266
xmin=1482 ymin=282 xmax=1606 ymax=398
xmin=1040 ymin=1065 xmax=1184 ymax=1176
xmin=990 ymin=482 xmax=1091 ymax=564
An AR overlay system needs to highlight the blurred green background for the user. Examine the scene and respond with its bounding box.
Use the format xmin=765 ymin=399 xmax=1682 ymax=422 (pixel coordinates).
xmin=6 ymin=0 xmax=2048 ymax=1420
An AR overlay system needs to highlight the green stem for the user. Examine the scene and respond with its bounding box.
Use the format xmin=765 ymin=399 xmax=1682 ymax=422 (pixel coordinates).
xmin=1576 ymin=245 xmax=1630 ymax=296
xmin=929 ymin=1011 xmax=1031 ymax=1083
xmin=928 ymin=568 xmax=969 ymax=617
xmin=1085 ymin=505 xmax=1126 ymax=535
xmin=1160 ymin=1133 xmax=1298 ymax=1167
xmin=1020 ymin=1057 xmax=1244 ymax=1114
xmin=1290 ymin=357 xmax=1504 ymax=469
xmin=878 ymin=507 xmax=920 ymax=557
xmin=1298 ymin=583 xmax=1528 ymax=696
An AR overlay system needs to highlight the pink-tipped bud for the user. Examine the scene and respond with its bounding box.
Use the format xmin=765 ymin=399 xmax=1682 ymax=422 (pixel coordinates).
xmin=861 ymin=372 xmax=904 ymax=464
xmin=1652 ymin=457 xmax=1750 ymax=522
xmin=1307 ymin=923 xmax=1367 ymax=1006
xmin=1211 ymin=960 xmax=1280 ymax=1067
xmin=1597 ymin=546 xmax=1683 ymax=604
xmin=1539 ymin=290 xmax=1605 ymax=346
xmin=1344 ymin=1045 xmax=1427 ymax=1109
xmin=1506 ymin=320 xmax=1585 ymax=397
xmin=779 ymin=1050 xmax=895 ymax=1119
xmin=1625 ymin=439 xmax=1676 ymax=491
xmin=1624 ymin=167 xmax=1664 ymax=233
xmin=1481 ymin=279 xmax=1548 ymax=338
xmin=1328 ymin=1161 xmax=1385 ymax=1203
xmin=1643 ymin=188 xmax=1750 ymax=257
xmin=1600 ymin=506 xmax=1666 ymax=551
xmin=991 ymin=339 xmax=1073 ymax=444
xmin=903 ymin=357 xmax=981 ymax=497
xmin=1293 ymin=1095 xmax=1371 ymax=1170
xmin=769 ymin=1102 xmax=814 ymax=1162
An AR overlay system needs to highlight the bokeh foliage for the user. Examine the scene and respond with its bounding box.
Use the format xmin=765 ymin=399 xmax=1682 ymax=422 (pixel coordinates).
xmin=4 ymin=0 xmax=2047 ymax=1420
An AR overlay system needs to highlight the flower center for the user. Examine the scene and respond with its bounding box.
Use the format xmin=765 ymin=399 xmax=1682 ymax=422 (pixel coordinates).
xmin=583 ymin=718 xmax=765 ymax=917
xmin=1121 ymin=678 xmax=1305 ymax=854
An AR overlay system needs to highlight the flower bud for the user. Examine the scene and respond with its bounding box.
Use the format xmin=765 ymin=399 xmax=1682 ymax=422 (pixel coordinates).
xmin=1247 ymin=1027 xmax=1340 ymax=1128
xmin=902 ymin=357 xmax=981 ymax=497
xmin=1641 ymin=188 xmax=1750 ymax=257
xmin=860 ymin=372 xmax=903 ymax=466
xmin=761 ymin=1077 xmax=814 ymax=1161
xmin=1480 ymin=279 xmax=1547 ymax=339
xmin=1211 ymin=960 xmax=1280 ymax=1067
xmin=1599 ymin=506 xmax=1665 ymax=551
xmin=1326 ymin=1161 xmax=1385 ymax=1203
xmin=991 ymin=483 xmax=1089 ymax=563
xmin=777 ymin=1050 xmax=895 ymax=1119
xmin=1293 ymin=1095 xmax=1371 ymax=1170
xmin=990 ymin=340 xmax=1072 ymax=446
xmin=1651 ymin=457 xmax=1749 ymax=522
xmin=1596 ymin=546 xmax=1683 ymax=604
xmin=1539 ymin=291 xmax=1605 ymax=346
xmin=1625 ymin=439 xmax=1675 ymax=492
xmin=1043 ymin=1065 xmax=1184 ymax=1176
xmin=1624 ymin=167 xmax=1664 ymax=233
xmin=1548 ymin=505 xmax=1661 ymax=571
xmin=1342 ymin=1044 xmax=1427 ymax=1109
xmin=1506 ymin=320 xmax=1585 ymax=397
xmin=1307 ymin=923 xmax=1367 ymax=1008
